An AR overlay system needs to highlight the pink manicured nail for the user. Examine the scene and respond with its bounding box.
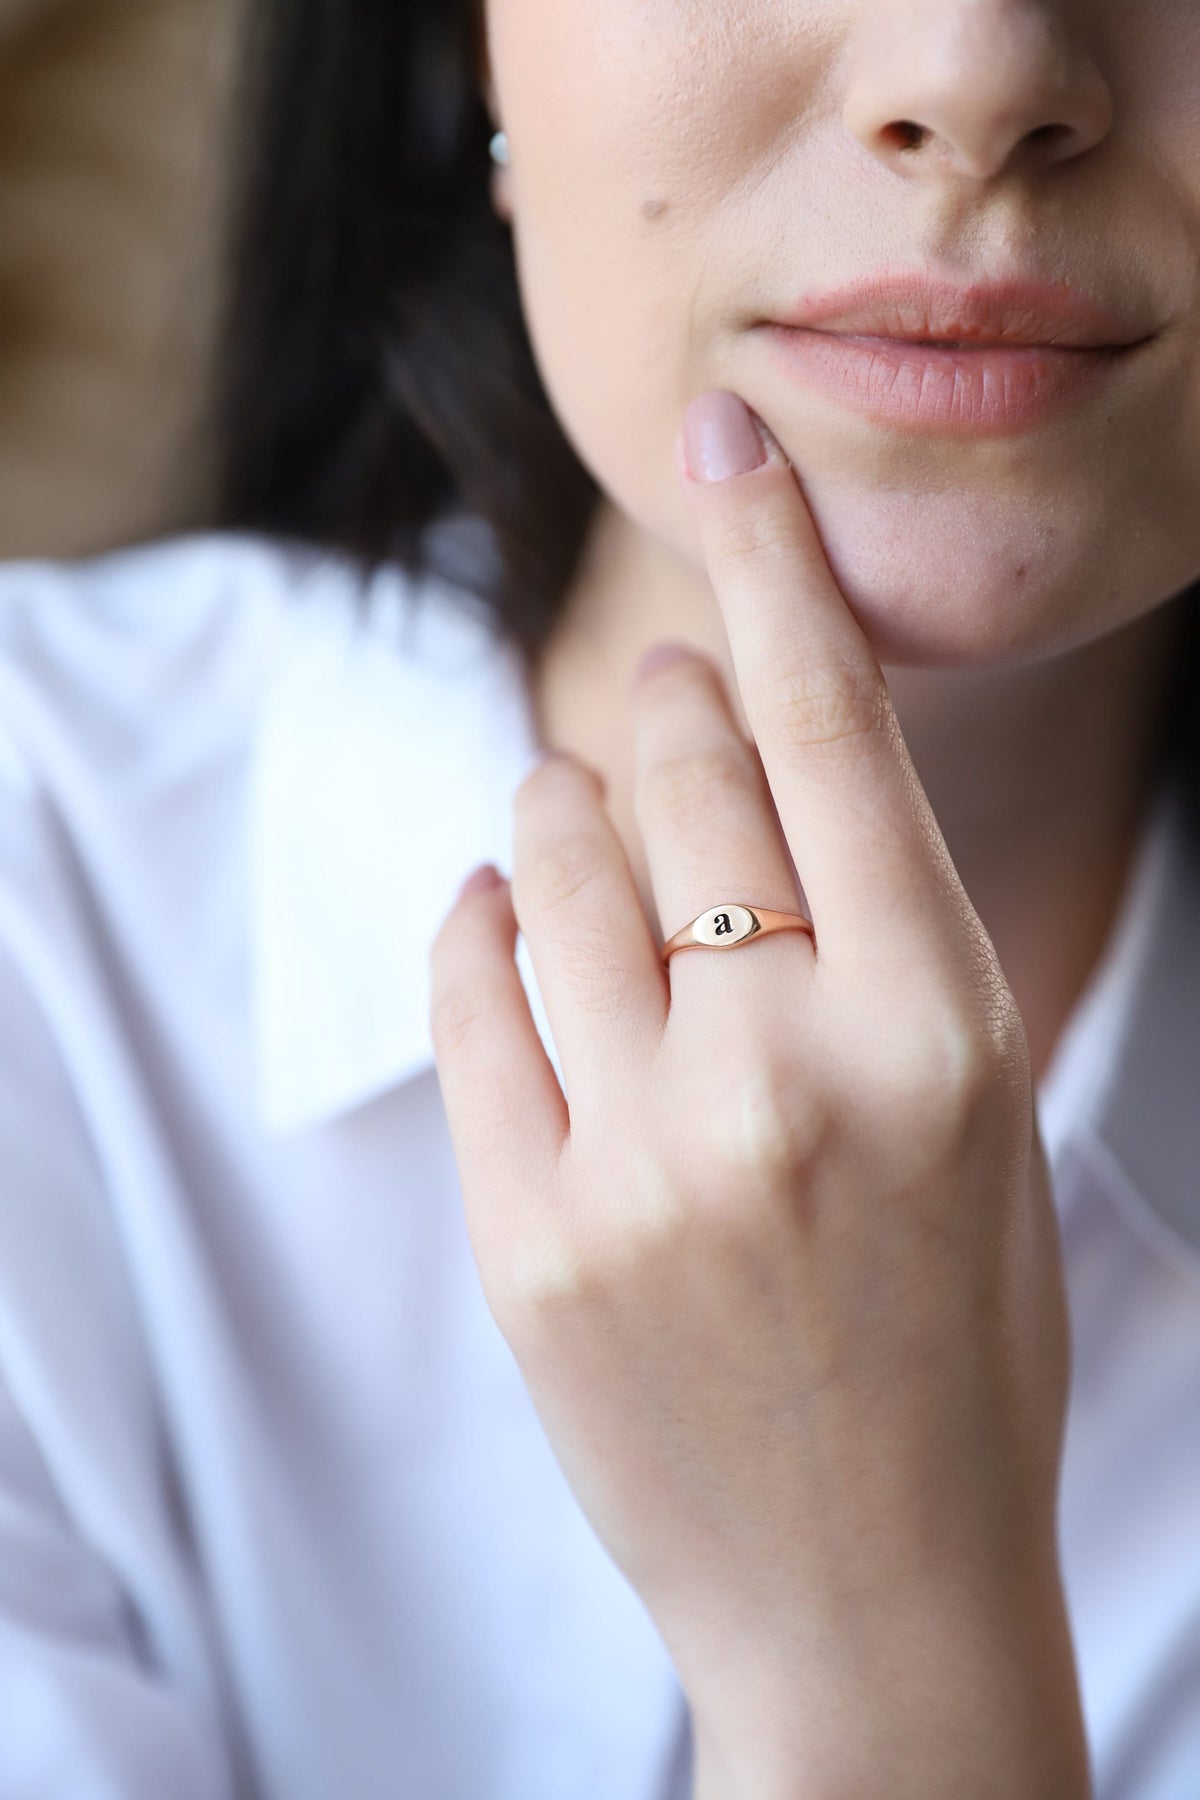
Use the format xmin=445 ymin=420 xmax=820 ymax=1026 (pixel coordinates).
xmin=682 ymin=391 xmax=768 ymax=483
xmin=457 ymin=862 xmax=503 ymax=901
xmin=636 ymin=640 xmax=694 ymax=681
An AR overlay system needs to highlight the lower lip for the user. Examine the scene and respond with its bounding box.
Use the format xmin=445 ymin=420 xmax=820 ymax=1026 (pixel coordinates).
xmin=761 ymin=326 xmax=1138 ymax=435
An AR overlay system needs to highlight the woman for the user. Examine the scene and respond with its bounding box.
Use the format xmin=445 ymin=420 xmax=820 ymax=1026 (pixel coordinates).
xmin=0 ymin=0 xmax=1196 ymax=1795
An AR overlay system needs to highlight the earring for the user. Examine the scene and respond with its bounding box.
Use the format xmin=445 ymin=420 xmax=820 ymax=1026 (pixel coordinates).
xmin=489 ymin=130 xmax=510 ymax=167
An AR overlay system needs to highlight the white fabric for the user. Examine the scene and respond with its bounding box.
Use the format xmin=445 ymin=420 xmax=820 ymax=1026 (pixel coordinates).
xmin=0 ymin=528 xmax=1194 ymax=1799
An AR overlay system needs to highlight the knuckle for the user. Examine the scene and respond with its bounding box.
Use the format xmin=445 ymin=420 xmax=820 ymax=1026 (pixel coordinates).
xmin=703 ymin=1061 xmax=828 ymax=1198
xmin=880 ymin=999 xmax=1009 ymax=1133
xmin=513 ymin=832 xmax=640 ymax=1019
xmin=496 ymin=1152 xmax=693 ymax=1350
xmin=637 ymin=739 xmax=757 ymax=829
xmin=555 ymin=931 xmax=645 ymax=1020
xmin=764 ymin=658 xmax=893 ymax=757
xmin=494 ymin=1223 xmax=594 ymax=1353
xmin=505 ymin=1220 xmax=590 ymax=1316
xmin=518 ymin=828 xmax=609 ymax=918
xmin=428 ymin=981 xmax=491 ymax=1059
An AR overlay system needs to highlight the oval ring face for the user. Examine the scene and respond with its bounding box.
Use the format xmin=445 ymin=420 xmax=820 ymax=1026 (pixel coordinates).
xmin=690 ymin=904 xmax=759 ymax=947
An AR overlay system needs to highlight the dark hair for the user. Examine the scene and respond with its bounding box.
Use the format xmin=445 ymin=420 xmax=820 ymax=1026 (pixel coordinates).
xmin=214 ymin=0 xmax=1200 ymax=848
xmin=214 ymin=0 xmax=598 ymax=667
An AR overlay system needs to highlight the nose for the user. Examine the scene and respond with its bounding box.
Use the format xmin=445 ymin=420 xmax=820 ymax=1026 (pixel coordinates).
xmin=841 ymin=0 xmax=1112 ymax=182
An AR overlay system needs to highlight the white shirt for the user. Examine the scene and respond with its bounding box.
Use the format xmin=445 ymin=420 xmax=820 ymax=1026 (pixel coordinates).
xmin=0 ymin=530 xmax=1195 ymax=1800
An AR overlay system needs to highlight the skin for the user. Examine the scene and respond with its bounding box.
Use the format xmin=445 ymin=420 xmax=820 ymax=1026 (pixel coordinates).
xmin=434 ymin=415 xmax=1093 ymax=1798
xmin=476 ymin=0 xmax=1200 ymax=1087
xmin=0 ymin=0 xmax=239 ymax=558
xmin=4 ymin=0 xmax=1189 ymax=1788
xmin=433 ymin=0 xmax=1200 ymax=1792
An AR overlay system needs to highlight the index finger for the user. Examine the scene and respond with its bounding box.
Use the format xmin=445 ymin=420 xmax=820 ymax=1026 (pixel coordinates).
xmin=676 ymin=388 xmax=968 ymax=978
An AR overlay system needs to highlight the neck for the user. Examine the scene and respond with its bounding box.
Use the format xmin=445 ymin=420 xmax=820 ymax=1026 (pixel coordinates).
xmin=527 ymin=498 xmax=1185 ymax=1084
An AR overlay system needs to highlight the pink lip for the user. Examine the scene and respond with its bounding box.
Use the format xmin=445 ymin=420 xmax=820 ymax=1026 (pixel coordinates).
xmin=758 ymin=269 xmax=1155 ymax=435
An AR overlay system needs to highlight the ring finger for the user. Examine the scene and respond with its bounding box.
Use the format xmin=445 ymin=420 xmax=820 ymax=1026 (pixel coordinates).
xmin=631 ymin=644 xmax=817 ymax=1002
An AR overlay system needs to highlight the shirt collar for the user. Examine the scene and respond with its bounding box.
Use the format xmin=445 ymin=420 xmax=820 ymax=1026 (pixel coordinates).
xmin=248 ymin=545 xmax=543 ymax=1134
xmin=248 ymin=552 xmax=1200 ymax=1276
xmin=1037 ymin=769 xmax=1200 ymax=1277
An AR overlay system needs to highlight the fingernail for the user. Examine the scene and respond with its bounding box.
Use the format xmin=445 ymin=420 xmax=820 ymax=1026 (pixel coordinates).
xmin=682 ymin=391 xmax=768 ymax=483
xmin=457 ymin=861 xmax=503 ymax=901
xmin=636 ymin=640 xmax=694 ymax=681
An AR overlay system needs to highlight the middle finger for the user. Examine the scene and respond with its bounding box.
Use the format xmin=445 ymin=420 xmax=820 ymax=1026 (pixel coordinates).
xmin=631 ymin=644 xmax=817 ymax=996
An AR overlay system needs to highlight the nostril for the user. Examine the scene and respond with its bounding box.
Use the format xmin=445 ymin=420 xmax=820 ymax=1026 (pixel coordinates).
xmin=885 ymin=119 xmax=930 ymax=152
xmin=1026 ymin=122 xmax=1073 ymax=151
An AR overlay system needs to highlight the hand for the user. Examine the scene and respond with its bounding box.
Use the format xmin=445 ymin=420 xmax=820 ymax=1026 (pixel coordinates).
xmin=429 ymin=389 xmax=1090 ymax=1799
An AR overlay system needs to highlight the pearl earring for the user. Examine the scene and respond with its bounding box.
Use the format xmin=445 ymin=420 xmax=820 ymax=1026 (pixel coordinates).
xmin=489 ymin=130 xmax=510 ymax=167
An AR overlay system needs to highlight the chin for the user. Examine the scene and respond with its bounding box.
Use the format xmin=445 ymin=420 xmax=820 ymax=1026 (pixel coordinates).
xmin=790 ymin=474 xmax=1117 ymax=671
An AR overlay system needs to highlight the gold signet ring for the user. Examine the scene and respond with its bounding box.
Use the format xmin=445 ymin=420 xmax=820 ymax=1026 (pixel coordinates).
xmin=661 ymin=903 xmax=816 ymax=964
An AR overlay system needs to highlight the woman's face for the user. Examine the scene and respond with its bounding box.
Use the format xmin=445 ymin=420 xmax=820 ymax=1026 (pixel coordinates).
xmin=478 ymin=0 xmax=1200 ymax=669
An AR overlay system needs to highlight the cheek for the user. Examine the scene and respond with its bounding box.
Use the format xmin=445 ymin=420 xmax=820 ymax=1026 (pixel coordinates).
xmin=769 ymin=365 xmax=1200 ymax=669
xmin=592 ymin=398 xmax=1200 ymax=677
xmin=493 ymin=0 xmax=807 ymax=454
xmin=781 ymin=482 xmax=1139 ymax=669
xmin=675 ymin=443 xmax=1200 ymax=674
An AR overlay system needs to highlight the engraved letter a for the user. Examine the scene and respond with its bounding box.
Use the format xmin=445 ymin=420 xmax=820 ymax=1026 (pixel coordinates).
xmin=713 ymin=912 xmax=734 ymax=936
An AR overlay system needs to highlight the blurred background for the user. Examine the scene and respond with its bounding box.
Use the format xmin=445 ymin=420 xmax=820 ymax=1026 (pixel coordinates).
xmin=0 ymin=0 xmax=240 ymax=560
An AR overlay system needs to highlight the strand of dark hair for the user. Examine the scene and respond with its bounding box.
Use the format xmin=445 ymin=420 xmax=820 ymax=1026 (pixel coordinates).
xmin=212 ymin=0 xmax=599 ymax=665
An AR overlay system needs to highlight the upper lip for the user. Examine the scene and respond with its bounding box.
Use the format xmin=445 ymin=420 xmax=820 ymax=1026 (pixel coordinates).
xmin=768 ymin=272 xmax=1153 ymax=349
